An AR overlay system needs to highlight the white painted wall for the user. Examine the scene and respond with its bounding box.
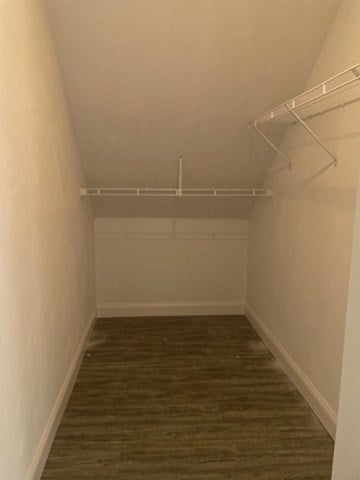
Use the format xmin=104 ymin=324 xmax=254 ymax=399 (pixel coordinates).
xmin=332 ymin=159 xmax=360 ymax=478
xmin=246 ymin=0 xmax=360 ymax=438
xmin=96 ymin=218 xmax=247 ymax=317
xmin=0 ymin=2 xmax=96 ymax=479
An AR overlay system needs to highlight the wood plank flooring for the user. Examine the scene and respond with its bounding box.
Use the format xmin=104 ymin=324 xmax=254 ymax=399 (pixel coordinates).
xmin=41 ymin=316 xmax=334 ymax=479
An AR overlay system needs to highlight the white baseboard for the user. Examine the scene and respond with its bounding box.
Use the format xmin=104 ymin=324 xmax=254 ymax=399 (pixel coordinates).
xmin=245 ymin=304 xmax=337 ymax=439
xmin=26 ymin=309 xmax=97 ymax=480
xmin=97 ymin=301 xmax=244 ymax=318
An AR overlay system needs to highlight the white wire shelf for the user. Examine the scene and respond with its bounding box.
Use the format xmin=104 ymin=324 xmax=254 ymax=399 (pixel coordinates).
xmin=80 ymin=187 xmax=272 ymax=198
xmin=80 ymin=158 xmax=272 ymax=199
xmin=250 ymin=63 xmax=360 ymax=168
xmin=252 ymin=63 xmax=360 ymax=126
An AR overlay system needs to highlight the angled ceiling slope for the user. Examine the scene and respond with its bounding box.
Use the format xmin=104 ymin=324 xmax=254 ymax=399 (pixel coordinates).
xmin=46 ymin=0 xmax=340 ymax=218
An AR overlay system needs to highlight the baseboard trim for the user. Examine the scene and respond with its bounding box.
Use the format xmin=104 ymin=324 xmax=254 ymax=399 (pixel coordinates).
xmin=245 ymin=304 xmax=337 ymax=439
xmin=97 ymin=301 xmax=244 ymax=318
xmin=26 ymin=309 xmax=97 ymax=480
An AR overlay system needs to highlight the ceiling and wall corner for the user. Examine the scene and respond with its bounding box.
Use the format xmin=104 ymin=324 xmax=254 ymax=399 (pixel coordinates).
xmin=45 ymin=0 xmax=340 ymax=218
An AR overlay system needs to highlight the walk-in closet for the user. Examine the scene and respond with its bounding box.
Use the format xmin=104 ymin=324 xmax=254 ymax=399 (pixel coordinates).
xmin=1 ymin=1 xmax=360 ymax=479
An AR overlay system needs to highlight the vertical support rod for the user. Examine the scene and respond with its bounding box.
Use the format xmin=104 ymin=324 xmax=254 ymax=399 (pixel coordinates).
xmin=286 ymin=105 xmax=337 ymax=166
xmin=178 ymin=157 xmax=183 ymax=195
xmin=253 ymin=123 xmax=291 ymax=169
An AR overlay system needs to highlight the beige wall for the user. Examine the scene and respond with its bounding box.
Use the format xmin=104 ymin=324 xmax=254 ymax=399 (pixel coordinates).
xmin=0 ymin=2 xmax=95 ymax=479
xmin=332 ymin=164 xmax=360 ymax=477
xmin=96 ymin=218 xmax=247 ymax=317
xmin=246 ymin=0 xmax=360 ymax=438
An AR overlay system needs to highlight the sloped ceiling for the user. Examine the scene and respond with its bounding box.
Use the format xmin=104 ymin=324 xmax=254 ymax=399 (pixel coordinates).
xmin=45 ymin=0 xmax=340 ymax=218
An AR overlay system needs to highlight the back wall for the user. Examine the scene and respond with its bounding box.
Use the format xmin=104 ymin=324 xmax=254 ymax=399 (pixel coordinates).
xmin=95 ymin=218 xmax=247 ymax=317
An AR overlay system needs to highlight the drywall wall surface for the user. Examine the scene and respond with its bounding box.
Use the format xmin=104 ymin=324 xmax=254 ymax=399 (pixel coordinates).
xmin=0 ymin=2 xmax=95 ymax=479
xmin=331 ymin=164 xmax=360 ymax=477
xmin=95 ymin=218 xmax=247 ymax=316
xmin=247 ymin=0 xmax=360 ymax=428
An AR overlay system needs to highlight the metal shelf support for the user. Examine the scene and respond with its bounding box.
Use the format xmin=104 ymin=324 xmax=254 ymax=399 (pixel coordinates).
xmin=177 ymin=156 xmax=183 ymax=195
xmin=286 ymin=105 xmax=337 ymax=167
xmin=252 ymin=122 xmax=291 ymax=169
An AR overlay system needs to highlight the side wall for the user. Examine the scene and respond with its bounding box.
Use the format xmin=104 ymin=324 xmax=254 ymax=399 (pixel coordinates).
xmin=0 ymin=2 xmax=96 ymax=479
xmin=96 ymin=218 xmax=247 ymax=317
xmin=331 ymin=153 xmax=360 ymax=478
xmin=246 ymin=0 xmax=360 ymax=438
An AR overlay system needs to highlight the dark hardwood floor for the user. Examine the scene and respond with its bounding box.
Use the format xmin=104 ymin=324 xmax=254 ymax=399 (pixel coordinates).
xmin=41 ymin=316 xmax=334 ymax=479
